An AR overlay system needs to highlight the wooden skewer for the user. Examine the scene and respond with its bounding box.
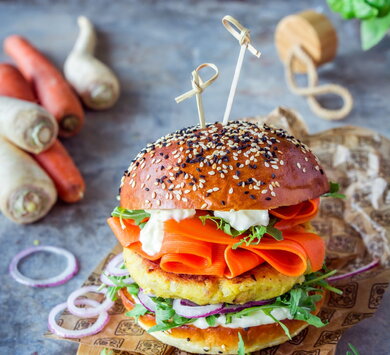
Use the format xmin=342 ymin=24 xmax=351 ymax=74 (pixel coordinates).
xmin=175 ymin=63 xmax=219 ymax=128
xmin=222 ymin=15 xmax=261 ymax=125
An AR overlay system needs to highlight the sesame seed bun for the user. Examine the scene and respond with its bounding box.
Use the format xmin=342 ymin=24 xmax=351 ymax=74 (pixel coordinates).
xmin=120 ymin=121 xmax=328 ymax=211
xmin=119 ymin=288 xmax=325 ymax=354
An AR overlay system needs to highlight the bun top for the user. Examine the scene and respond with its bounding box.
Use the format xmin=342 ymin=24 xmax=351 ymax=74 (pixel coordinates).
xmin=120 ymin=121 xmax=328 ymax=211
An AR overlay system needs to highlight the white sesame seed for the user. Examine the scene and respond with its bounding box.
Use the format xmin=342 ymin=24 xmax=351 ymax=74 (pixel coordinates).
xmin=233 ymin=175 xmax=239 ymax=180
xmin=208 ymin=171 xmax=216 ymax=176
xmin=297 ymin=162 xmax=301 ymax=169
xmin=264 ymin=162 xmax=270 ymax=168
xmin=213 ymin=187 xmax=219 ymax=192
xmin=271 ymin=165 xmax=279 ymax=170
xmin=229 ymin=187 xmax=234 ymax=194
xmin=152 ymin=192 xmax=156 ymax=198
xmin=261 ymin=189 xmax=268 ymax=194
xmin=201 ymin=203 xmax=207 ymax=209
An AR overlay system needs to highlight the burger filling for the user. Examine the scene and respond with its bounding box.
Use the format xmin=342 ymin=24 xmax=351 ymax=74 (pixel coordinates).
xmin=106 ymin=268 xmax=340 ymax=338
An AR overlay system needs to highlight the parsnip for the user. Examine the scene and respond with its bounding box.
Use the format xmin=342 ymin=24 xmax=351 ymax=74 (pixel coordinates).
xmin=0 ymin=96 xmax=58 ymax=154
xmin=0 ymin=137 xmax=57 ymax=224
xmin=64 ymin=16 xmax=120 ymax=110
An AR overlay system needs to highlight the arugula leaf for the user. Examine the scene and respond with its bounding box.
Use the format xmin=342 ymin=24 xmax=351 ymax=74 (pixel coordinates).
xmin=127 ymin=283 xmax=140 ymax=295
xmin=322 ymin=182 xmax=346 ymax=199
xmin=347 ymin=342 xmax=360 ymax=355
xmin=199 ymin=215 xmax=244 ymax=237
xmin=205 ymin=315 xmax=217 ymax=326
xmin=237 ymin=333 xmax=246 ymax=355
xmin=232 ymin=219 xmax=283 ymax=249
xmin=111 ymin=207 xmax=150 ymax=228
xmin=126 ymin=304 xmax=149 ymax=320
xmin=147 ymin=314 xmax=194 ymax=333
xmin=263 ymin=308 xmax=292 ymax=340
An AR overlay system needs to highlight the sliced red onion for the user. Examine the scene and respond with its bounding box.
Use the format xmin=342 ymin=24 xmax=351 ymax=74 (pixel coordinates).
xmin=67 ymin=286 xmax=114 ymax=318
xmin=137 ymin=290 xmax=157 ymax=312
xmin=328 ymin=259 xmax=380 ymax=282
xmin=220 ymin=299 xmax=274 ymax=314
xmin=48 ymin=299 xmax=109 ymax=338
xmin=100 ymin=273 xmax=134 ymax=287
xmin=9 ymin=246 xmax=78 ymax=288
xmin=105 ymin=253 xmax=128 ymax=276
xmin=173 ymin=299 xmax=224 ymax=318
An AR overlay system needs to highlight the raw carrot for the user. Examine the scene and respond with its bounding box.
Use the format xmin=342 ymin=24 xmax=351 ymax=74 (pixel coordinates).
xmin=0 ymin=63 xmax=36 ymax=102
xmin=0 ymin=136 xmax=57 ymax=224
xmin=4 ymin=35 xmax=84 ymax=137
xmin=33 ymin=140 xmax=85 ymax=203
xmin=64 ymin=16 xmax=120 ymax=110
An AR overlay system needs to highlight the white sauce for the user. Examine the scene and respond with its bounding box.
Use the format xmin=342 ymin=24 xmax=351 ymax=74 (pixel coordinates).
xmin=214 ymin=210 xmax=269 ymax=231
xmin=140 ymin=209 xmax=196 ymax=255
xmin=192 ymin=307 xmax=292 ymax=329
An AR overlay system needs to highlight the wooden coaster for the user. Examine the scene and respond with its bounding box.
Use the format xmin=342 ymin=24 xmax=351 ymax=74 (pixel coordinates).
xmin=275 ymin=10 xmax=338 ymax=73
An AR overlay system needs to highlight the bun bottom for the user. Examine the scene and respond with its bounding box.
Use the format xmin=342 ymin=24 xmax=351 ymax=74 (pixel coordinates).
xmin=120 ymin=289 xmax=325 ymax=354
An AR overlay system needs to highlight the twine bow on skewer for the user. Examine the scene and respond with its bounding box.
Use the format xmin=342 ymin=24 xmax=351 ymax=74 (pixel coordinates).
xmin=285 ymin=45 xmax=353 ymax=121
xmin=175 ymin=63 xmax=219 ymax=128
xmin=222 ymin=15 xmax=261 ymax=125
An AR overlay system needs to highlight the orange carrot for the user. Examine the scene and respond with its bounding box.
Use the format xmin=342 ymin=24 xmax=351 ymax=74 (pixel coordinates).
xmin=0 ymin=63 xmax=37 ymax=102
xmin=34 ymin=140 xmax=85 ymax=203
xmin=4 ymin=35 xmax=84 ymax=137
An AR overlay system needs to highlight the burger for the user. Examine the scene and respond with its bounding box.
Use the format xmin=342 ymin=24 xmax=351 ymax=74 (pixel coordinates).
xmin=106 ymin=120 xmax=338 ymax=354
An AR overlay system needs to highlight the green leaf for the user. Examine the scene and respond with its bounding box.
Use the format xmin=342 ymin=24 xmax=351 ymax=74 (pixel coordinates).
xmin=266 ymin=225 xmax=283 ymax=241
xmin=126 ymin=304 xmax=149 ymax=319
xmin=205 ymin=315 xmax=217 ymax=326
xmin=199 ymin=215 xmax=244 ymax=237
xmin=361 ymin=12 xmax=390 ymax=49
xmin=237 ymin=333 xmax=246 ymax=355
xmin=127 ymin=283 xmax=140 ymax=295
xmin=366 ymin=0 xmax=390 ymax=17
xmin=111 ymin=207 xmax=150 ymax=228
xmin=100 ymin=349 xmax=115 ymax=355
xmin=327 ymin=0 xmax=378 ymax=19
xmin=263 ymin=308 xmax=292 ymax=340
xmin=322 ymin=182 xmax=346 ymax=199
xmin=347 ymin=342 xmax=360 ymax=355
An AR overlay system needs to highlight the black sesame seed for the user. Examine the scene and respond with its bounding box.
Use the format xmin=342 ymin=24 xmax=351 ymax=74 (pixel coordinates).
xmin=221 ymin=200 xmax=226 ymax=205
xmin=271 ymin=173 xmax=276 ymax=178
xmin=250 ymin=194 xmax=256 ymax=199
xmin=266 ymin=197 xmax=271 ymax=200
xmin=145 ymin=188 xmax=150 ymax=191
xmin=244 ymin=191 xmax=249 ymax=195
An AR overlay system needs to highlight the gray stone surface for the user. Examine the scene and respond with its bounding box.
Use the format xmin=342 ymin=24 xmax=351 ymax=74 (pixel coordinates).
xmin=0 ymin=0 xmax=389 ymax=354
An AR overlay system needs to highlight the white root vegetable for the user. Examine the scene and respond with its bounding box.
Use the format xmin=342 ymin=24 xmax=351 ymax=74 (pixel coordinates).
xmin=0 ymin=137 xmax=57 ymax=224
xmin=0 ymin=96 xmax=58 ymax=154
xmin=64 ymin=16 xmax=120 ymax=110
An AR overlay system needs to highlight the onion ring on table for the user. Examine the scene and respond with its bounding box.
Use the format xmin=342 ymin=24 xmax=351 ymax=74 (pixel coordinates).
xmin=67 ymin=285 xmax=115 ymax=317
xmin=9 ymin=246 xmax=78 ymax=287
xmin=48 ymin=299 xmax=109 ymax=338
xmin=105 ymin=253 xmax=128 ymax=276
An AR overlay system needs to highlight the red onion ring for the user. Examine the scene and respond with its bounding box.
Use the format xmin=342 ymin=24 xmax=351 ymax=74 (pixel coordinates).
xmin=9 ymin=246 xmax=78 ymax=287
xmin=328 ymin=259 xmax=380 ymax=282
xmin=100 ymin=272 xmax=134 ymax=287
xmin=220 ymin=299 xmax=275 ymax=314
xmin=48 ymin=299 xmax=109 ymax=338
xmin=173 ymin=299 xmax=224 ymax=318
xmin=67 ymin=286 xmax=114 ymax=317
xmin=137 ymin=290 xmax=157 ymax=312
xmin=105 ymin=253 xmax=128 ymax=276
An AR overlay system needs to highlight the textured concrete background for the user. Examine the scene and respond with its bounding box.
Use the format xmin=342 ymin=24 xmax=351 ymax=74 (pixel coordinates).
xmin=0 ymin=0 xmax=389 ymax=354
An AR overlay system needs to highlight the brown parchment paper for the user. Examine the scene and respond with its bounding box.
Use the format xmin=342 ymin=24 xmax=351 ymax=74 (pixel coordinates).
xmin=46 ymin=107 xmax=390 ymax=355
